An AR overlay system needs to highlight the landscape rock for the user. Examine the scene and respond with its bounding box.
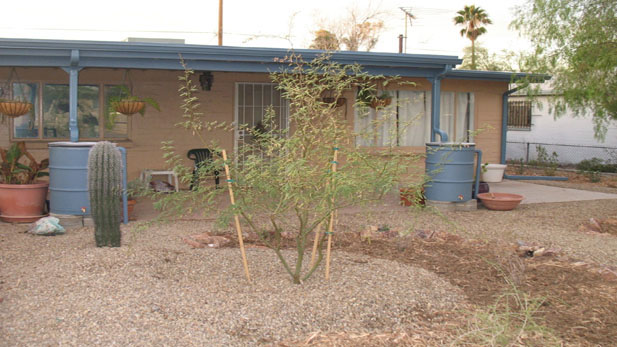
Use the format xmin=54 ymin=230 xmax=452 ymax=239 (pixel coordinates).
xmin=183 ymin=232 xmax=231 ymax=248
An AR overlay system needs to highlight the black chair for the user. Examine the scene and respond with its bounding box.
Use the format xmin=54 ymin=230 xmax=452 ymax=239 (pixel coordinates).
xmin=187 ymin=148 xmax=220 ymax=190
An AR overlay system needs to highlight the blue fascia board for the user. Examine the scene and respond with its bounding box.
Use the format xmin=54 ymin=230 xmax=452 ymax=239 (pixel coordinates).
xmin=0 ymin=38 xmax=462 ymax=76
xmin=446 ymin=69 xmax=551 ymax=82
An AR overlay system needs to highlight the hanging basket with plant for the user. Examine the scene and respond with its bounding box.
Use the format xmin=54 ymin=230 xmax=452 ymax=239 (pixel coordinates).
xmin=109 ymin=85 xmax=159 ymax=116
xmin=106 ymin=77 xmax=160 ymax=129
xmin=0 ymin=68 xmax=34 ymax=118
xmin=357 ymin=86 xmax=392 ymax=110
xmin=0 ymin=99 xmax=33 ymax=117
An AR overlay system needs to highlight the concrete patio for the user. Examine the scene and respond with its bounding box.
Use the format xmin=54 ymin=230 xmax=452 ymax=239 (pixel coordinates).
xmin=489 ymin=180 xmax=617 ymax=204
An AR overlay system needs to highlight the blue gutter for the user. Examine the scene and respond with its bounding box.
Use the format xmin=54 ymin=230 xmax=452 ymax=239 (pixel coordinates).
xmin=430 ymin=65 xmax=452 ymax=142
xmin=501 ymin=86 xmax=567 ymax=181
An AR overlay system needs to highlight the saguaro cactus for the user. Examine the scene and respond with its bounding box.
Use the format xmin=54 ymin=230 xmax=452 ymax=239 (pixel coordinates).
xmin=88 ymin=141 xmax=122 ymax=247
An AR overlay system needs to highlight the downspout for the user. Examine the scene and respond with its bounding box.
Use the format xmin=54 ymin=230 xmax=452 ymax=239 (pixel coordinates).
xmin=501 ymin=85 xmax=568 ymax=181
xmin=62 ymin=49 xmax=82 ymax=142
xmin=430 ymin=65 xmax=452 ymax=142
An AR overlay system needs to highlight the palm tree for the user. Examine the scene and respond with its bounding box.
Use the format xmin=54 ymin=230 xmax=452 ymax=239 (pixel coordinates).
xmin=454 ymin=5 xmax=492 ymax=70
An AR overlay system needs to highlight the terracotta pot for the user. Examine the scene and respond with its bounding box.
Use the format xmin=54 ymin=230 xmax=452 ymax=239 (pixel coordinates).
xmin=477 ymin=192 xmax=523 ymax=211
xmin=0 ymin=182 xmax=49 ymax=223
xmin=112 ymin=101 xmax=145 ymax=115
xmin=370 ymin=97 xmax=392 ymax=109
xmin=0 ymin=101 xmax=33 ymax=117
xmin=399 ymin=188 xmax=425 ymax=207
xmin=127 ymin=198 xmax=137 ymax=220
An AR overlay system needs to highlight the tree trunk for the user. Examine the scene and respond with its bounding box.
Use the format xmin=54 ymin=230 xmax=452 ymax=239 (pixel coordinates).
xmin=471 ymin=39 xmax=476 ymax=70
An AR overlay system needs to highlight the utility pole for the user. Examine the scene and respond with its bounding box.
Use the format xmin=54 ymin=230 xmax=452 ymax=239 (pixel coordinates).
xmin=218 ymin=0 xmax=223 ymax=46
xmin=399 ymin=7 xmax=415 ymax=53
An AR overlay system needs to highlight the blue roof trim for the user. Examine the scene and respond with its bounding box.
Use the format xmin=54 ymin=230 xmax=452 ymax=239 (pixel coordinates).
xmin=0 ymin=38 xmax=463 ymax=78
xmin=446 ymin=69 xmax=551 ymax=82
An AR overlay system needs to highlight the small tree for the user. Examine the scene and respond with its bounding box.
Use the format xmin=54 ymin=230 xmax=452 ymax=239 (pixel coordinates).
xmin=454 ymin=5 xmax=492 ymax=70
xmin=159 ymin=54 xmax=422 ymax=284
xmin=511 ymin=0 xmax=617 ymax=140
xmin=309 ymin=29 xmax=340 ymax=50
xmin=314 ymin=5 xmax=385 ymax=52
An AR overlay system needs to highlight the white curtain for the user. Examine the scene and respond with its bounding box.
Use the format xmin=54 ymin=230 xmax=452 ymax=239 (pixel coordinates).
xmin=398 ymin=91 xmax=430 ymax=146
xmin=440 ymin=92 xmax=455 ymax=141
xmin=455 ymin=92 xmax=475 ymax=142
xmin=354 ymin=90 xmax=432 ymax=147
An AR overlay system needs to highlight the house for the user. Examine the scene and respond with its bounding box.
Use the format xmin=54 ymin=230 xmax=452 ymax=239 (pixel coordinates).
xmin=0 ymin=38 xmax=546 ymax=183
xmin=507 ymin=83 xmax=617 ymax=165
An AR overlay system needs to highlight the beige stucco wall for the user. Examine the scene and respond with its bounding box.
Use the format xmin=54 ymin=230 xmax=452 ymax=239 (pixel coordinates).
xmin=0 ymin=67 xmax=507 ymax=182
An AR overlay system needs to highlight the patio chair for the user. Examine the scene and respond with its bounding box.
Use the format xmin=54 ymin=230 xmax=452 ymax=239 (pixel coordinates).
xmin=187 ymin=148 xmax=220 ymax=190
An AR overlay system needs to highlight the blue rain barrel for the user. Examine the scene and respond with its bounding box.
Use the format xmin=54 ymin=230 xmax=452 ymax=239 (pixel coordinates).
xmin=425 ymin=142 xmax=477 ymax=202
xmin=48 ymin=142 xmax=97 ymax=215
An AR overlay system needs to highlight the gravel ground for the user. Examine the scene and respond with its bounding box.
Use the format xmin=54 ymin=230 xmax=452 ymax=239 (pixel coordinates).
xmin=339 ymin=198 xmax=617 ymax=267
xmin=0 ymin=221 xmax=464 ymax=346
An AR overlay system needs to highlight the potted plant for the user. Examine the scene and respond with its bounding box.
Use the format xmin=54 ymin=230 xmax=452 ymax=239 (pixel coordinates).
xmin=0 ymin=97 xmax=33 ymax=118
xmin=0 ymin=142 xmax=49 ymax=222
xmin=105 ymin=85 xmax=160 ymax=131
xmin=480 ymin=162 xmax=507 ymax=183
xmin=125 ymin=179 xmax=149 ymax=220
xmin=357 ymin=88 xmax=392 ymax=109
xmin=321 ymin=97 xmax=346 ymax=108
xmin=399 ymin=185 xmax=425 ymax=207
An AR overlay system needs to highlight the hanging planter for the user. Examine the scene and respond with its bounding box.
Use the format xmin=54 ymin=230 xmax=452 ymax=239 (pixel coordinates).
xmin=0 ymin=100 xmax=33 ymax=117
xmin=112 ymin=100 xmax=146 ymax=115
xmin=370 ymin=96 xmax=392 ymax=109
xmin=321 ymin=97 xmax=346 ymax=108
xmin=106 ymin=81 xmax=160 ymax=128
xmin=357 ymin=86 xmax=392 ymax=109
xmin=0 ymin=68 xmax=33 ymax=118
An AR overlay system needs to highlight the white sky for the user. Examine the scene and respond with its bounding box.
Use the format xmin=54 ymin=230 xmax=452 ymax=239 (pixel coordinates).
xmin=0 ymin=0 xmax=530 ymax=57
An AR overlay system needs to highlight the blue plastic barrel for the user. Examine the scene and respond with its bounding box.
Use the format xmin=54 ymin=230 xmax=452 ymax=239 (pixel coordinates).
xmin=48 ymin=142 xmax=97 ymax=215
xmin=424 ymin=142 xmax=479 ymax=202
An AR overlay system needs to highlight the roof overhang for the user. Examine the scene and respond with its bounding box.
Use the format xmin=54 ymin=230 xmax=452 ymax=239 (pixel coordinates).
xmin=446 ymin=69 xmax=551 ymax=82
xmin=0 ymin=38 xmax=463 ymax=78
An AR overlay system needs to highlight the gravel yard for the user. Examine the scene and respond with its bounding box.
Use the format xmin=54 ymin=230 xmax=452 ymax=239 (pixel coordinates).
xmin=2 ymin=181 xmax=617 ymax=345
xmin=0 ymin=221 xmax=463 ymax=346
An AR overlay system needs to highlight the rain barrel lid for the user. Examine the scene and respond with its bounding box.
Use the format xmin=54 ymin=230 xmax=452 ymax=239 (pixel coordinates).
xmin=48 ymin=142 xmax=99 ymax=147
xmin=426 ymin=142 xmax=475 ymax=147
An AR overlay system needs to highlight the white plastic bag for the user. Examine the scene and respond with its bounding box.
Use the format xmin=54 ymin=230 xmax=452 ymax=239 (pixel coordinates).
xmin=29 ymin=216 xmax=66 ymax=236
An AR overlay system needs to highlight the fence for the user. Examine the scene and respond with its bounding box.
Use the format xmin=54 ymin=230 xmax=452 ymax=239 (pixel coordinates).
xmin=506 ymin=141 xmax=617 ymax=166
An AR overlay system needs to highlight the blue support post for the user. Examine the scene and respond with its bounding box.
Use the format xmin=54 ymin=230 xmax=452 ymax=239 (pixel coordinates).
xmin=118 ymin=147 xmax=128 ymax=224
xmin=63 ymin=49 xmax=81 ymax=142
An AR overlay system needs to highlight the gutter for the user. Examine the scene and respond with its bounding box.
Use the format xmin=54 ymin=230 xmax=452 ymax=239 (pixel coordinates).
xmin=431 ymin=65 xmax=452 ymax=142
xmin=501 ymin=86 xmax=568 ymax=181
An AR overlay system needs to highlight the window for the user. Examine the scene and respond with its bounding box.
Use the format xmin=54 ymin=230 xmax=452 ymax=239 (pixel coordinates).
xmin=508 ymin=100 xmax=532 ymax=130
xmin=355 ymin=91 xmax=431 ymax=147
xmin=11 ymin=83 xmax=128 ymax=140
xmin=234 ymin=83 xmax=289 ymax=160
xmin=354 ymin=91 xmax=475 ymax=146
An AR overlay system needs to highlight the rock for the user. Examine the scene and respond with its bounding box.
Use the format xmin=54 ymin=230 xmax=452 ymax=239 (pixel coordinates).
xmin=182 ymin=237 xmax=205 ymax=249
xmin=183 ymin=232 xmax=231 ymax=248
xmin=414 ymin=230 xmax=434 ymax=239
xmin=588 ymin=218 xmax=602 ymax=232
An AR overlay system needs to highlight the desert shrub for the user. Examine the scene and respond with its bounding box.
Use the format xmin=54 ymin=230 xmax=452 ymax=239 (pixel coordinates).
xmin=577 ymin=157 xmax=617 ymax=173
xmin=154 ymin=54 xmax=423 ymax=283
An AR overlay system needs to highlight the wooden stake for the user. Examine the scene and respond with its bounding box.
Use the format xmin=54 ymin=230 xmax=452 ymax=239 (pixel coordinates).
xmin=309 ymin=221 xmax=323 ymax=268
xmin=222 ymin=149 xmax=251 ymax=282
xmin=325 ymin=147 xmax=338 ymax=280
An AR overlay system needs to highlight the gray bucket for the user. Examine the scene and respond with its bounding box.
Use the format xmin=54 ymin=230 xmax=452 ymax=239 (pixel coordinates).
xmin=424 ymin=142 xmax=481 ymax=202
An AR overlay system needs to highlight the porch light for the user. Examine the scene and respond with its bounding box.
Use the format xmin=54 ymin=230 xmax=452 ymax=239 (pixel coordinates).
xmin=199 ymin=72 xmax=214 ymax=91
